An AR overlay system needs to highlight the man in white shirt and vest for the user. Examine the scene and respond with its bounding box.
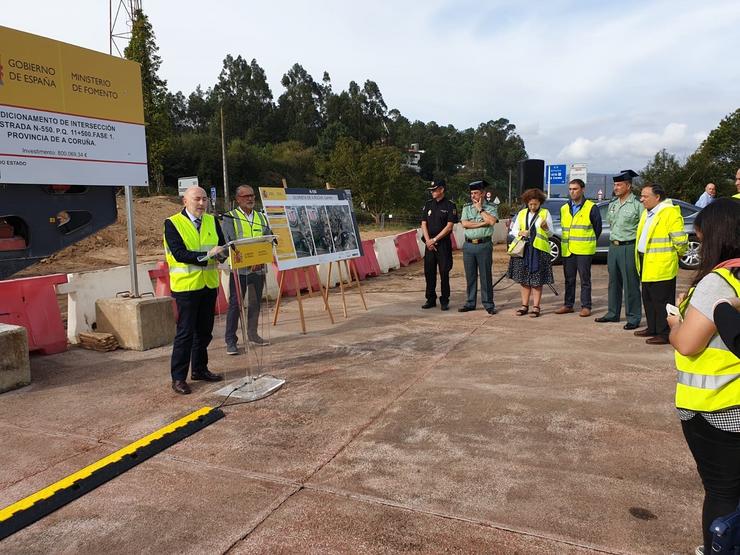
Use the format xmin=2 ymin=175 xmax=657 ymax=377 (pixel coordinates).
xmin=223 ymin=185 xmax=271 ymax=353
xmin=634 ymin=183 xmax=688 ymax=345
xmin=555 ymin=178 xmax=602 ymax=317
xmin=163 ymin=186 xmax=227 ymax=394
xmin=695 ymin=182 xmax=716 ymax=208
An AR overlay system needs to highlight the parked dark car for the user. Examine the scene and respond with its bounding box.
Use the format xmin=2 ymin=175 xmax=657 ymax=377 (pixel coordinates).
xmin=508 ymin=198 xmax=701 ymax=270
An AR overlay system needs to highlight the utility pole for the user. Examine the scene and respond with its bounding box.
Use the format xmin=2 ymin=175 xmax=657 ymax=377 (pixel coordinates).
xmin=221 ymin=107 xmax=229 ymax=210
xmin=508 ymin=169 xmax=512 ymax=205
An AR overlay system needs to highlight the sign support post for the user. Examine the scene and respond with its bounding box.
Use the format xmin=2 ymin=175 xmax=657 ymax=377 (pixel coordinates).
xmin=125 ymin=185 xmax=139 ymax=297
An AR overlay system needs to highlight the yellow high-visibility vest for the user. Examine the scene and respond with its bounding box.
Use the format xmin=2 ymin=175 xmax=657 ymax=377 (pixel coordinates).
xmin=227 ymin=208 xmax=266 ymax=239
xmin=164 ymin=212 xmax=219 ymax=292
xmin=675 ymin=268 xmax=740 ymax=412
xmin=635 ymin=201 xmax=688 ymax=282
xmin=560 ymin=200 xmax=596 ymax=257
xmin=733 ymin=193 xmax=740 ymax=199
xmin=508 ymin=208 xmax=550 ymax=254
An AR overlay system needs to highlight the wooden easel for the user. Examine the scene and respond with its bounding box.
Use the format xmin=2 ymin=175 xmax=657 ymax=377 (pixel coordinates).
xmin=322 ymin=258 xmax=368 ymax=319
xmin=272 ymin=266 xmax=335 ymax=334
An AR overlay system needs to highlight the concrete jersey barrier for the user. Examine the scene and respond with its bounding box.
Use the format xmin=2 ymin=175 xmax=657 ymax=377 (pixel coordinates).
xmin=373 ymin=236 xmax=401 ymax=273
xmin=57 ymin=263 xmax=157 ymax=343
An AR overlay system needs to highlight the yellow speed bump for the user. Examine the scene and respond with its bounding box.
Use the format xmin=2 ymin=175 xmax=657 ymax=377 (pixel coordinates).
xmin=0 ymin=406 xmax=224 ymax=540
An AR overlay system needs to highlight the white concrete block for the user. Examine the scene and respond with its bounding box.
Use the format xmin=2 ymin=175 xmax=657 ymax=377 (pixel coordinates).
xmin=317 ymin=263 xmax=341 ymax=289
xmin=452 ymin=223 xmax=465 ymax=249
xmin=374 ymin=236 xmax=400 ymax=273
xmin=57 ymin=263 xmax=157 ymax=343
xmin=492 ymin=221 xmax=508 ymax=244
xmin=415 ymin=228 xmax=425 ymax=258
xmin=221 ymin=268 xmax=279 ymax=301
xmin=264 ymin=265 xmax=279 ymax=300
xmin=0 ymin=323 xmax=30 ymax=393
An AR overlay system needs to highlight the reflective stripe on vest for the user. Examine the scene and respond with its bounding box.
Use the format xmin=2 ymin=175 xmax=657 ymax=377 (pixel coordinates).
xmin=513 ymin=208 xmax=550 ymax=253
xmin=675 ymin=268 xmax=740 ymax=412
xmin=227 ymin=208 xmax=265 ymax=239
xmin=164 ymin=212 xmax=220 ymax=292
xmin=635 ymin=201 xmax=688 ymax=282
xmin=560 ymin=200 xmax=596 ymax=257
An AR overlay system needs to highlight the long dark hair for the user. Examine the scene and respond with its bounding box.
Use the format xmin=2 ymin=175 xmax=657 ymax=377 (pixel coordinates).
xmin=692 ymin=198 xmax=740 ymax=286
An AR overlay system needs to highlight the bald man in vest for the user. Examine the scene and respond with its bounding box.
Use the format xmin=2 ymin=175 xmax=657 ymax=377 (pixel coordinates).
xmin=734 ymin=168 xmax=740 ymax=199
xmin=164 ymin=186 xmax=227 ymax=394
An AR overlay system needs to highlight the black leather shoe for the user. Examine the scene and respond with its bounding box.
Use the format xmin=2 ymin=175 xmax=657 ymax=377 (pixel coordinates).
xmin=646 ymin=336 xmax=669 ymax=345
xmin=486 ymin=307 xmax=498 ymax=315
xmin=458 ymin=306 xmax=475 ymax=312
xmin=595 ymin=316 xmax=618 ymax=323
xmin=172 ymin=380 xmax=191 ymax=395
xmin=633 ymin=328 xmax=654 ymax=337
xmin=421 ymin=301 xmax=436 ymax=309
xmin=440 ymin=303 xmax=449 ymax=311
xmin=191 ymin=370 xmax=224 ymax=382
xmin=623 ymin=322 xmax=639 ymax=330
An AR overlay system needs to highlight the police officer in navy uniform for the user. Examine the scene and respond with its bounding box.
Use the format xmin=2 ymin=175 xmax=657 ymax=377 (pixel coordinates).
xmin=421 ymin=179 xmax=458 ymax=310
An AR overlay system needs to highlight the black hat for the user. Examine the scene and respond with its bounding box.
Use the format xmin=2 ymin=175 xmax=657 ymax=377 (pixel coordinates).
xmin=613 ymin=169 xmax=639 ymax=182
xmin=428 ymin=179 xmax=446 ymax=191
xmin=468 ymin=180 xmax=489 ymax=191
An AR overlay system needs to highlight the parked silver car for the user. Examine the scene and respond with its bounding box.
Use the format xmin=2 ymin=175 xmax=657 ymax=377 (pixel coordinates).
xmin=509 ymin=198 xmax=701 ymax=270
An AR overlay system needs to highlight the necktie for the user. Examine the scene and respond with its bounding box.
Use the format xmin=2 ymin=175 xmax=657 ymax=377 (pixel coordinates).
xmin=194 ymin=218 xmax=201 ymax=231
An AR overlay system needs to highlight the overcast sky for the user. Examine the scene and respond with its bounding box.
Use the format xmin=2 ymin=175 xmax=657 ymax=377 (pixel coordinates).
xmin=5 ymin=0 xmax=739 ymax=173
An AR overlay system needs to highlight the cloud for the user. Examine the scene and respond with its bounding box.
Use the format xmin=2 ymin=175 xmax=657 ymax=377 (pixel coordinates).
xmin=557 ymin=123 xmax=703 ymax=162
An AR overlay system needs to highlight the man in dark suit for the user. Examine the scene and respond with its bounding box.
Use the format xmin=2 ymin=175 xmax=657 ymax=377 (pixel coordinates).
xmin=163 ymin=186 xmax=227 ymax=394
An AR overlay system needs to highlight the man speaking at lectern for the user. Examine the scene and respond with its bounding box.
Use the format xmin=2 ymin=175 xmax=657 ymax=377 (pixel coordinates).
xmin=223 ymin=185 xmax=271 ymax=353
xmin=164 ymin=186 xmax=227 ymax=395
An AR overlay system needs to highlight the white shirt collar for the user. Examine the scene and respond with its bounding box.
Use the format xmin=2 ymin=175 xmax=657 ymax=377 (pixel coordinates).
xmin=184 ymin=209 xmax=200 ymax=222
xmin=647 ymin=200 xmax=669 ymax=218
xmin=238 ymin=207 xmax=255 ymax=222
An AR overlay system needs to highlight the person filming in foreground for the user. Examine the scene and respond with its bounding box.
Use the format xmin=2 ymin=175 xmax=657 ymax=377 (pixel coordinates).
xmin=667 ymin=198 xmax=740 ymax=555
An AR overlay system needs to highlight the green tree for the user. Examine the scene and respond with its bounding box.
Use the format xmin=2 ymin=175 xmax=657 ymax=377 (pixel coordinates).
xmin=685 ymin=108 xmax=740 ymax=198
xmin=162 ymin=133 xmax=222 ymax=192
xmin=212 ymin=55 xmax=274 ymax=143
xmin=277 ymin=64 xmax=324 ymax=146
xmin=325 ymin=80 xmax=388 ymax=145
xmin=643 ymin=109 xmax=740 ymax=201
xmin=470 ymin=119 xmax=527 ymax=183
xmin=641 ymin=149 xmax=683 ymax=194
xmin=124 ymin=9 xmax=171 ymax=193
xmin=186 ymin=86 xmax=217 ymax=134
xmin=324 ymin=138 xmax=410 ymax=223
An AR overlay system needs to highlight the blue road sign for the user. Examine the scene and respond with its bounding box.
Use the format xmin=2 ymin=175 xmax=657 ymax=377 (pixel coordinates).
xmin=547 ymin=164 xmax=567 ymax=185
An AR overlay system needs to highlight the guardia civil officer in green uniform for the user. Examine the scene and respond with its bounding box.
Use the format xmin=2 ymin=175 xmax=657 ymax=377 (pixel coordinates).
xmin=421 ymin=179 xmax=458 ymax=310
xmin=164 ymin=186 xmax=227 ymax=395
xmin=595 ymin=169 xmax=644 ymax=330
xmin=458 ymin=180 xmax=498 ymax=314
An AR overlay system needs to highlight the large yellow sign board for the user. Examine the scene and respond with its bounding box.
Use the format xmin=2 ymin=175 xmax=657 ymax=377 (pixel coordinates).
xmin=0 ymin=26 xmax=148 ymax=186
xmin=0 ymin=26 xmax=144 ymax=124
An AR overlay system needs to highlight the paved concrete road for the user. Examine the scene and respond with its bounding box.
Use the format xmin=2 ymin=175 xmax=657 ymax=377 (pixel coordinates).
xmin=0 ymin=254 xmax=702 ymax=554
